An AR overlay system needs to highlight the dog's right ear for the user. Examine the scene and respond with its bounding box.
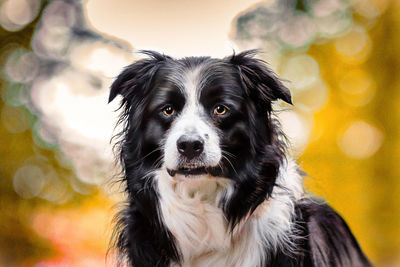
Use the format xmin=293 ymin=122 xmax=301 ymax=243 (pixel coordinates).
xmin=228 ymin=49 xmax=292 ymax=105
xmin=108 ymin=50 xmax=170 ymax=103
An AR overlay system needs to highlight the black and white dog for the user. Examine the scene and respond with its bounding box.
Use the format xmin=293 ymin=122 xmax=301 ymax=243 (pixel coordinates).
xmin=109 ymin=50 xmax=371 ymax=267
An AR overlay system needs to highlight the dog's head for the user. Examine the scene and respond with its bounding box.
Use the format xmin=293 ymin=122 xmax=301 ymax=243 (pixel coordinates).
xmin=110 ymin=50 xmax=291 ymax=227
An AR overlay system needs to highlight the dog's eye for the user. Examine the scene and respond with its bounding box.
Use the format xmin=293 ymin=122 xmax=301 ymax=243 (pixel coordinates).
xmin=163 ymin=106 xmax=175 ymax=117
xmin=214 ymin=105 xmax=227 ymax=116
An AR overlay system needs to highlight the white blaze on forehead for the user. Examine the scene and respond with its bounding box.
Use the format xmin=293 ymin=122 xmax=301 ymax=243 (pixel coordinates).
xmin=163 ymin=65 xmax=221 ymax=170
xmin=182 ymin=65 xmax=204 ymax=108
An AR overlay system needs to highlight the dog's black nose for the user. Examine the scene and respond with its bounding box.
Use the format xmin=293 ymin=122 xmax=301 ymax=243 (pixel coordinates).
xmin=177 ymin=135 xmax=204 ymax=159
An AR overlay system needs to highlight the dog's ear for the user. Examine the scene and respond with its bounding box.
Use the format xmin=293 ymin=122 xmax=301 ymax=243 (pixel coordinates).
xmin=228 ymin=50 xmax=292 ymax=105
xmin=108 ymin=50 xmax=170 ymax=103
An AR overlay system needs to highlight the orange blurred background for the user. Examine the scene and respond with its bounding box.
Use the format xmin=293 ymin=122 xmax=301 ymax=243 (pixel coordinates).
xmin=0 ymin=0 xmax=399 ymax=266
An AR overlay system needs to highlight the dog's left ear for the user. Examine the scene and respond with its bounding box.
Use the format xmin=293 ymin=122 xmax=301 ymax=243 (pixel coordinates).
xmin=229 ymin=50 xmax=292 ymax=105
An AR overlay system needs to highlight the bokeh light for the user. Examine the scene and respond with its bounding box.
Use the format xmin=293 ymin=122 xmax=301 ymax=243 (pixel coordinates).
xmin=338 ymin=121 xmax=383 ymax=159
xmin=339 ymin=68 xmax=376 ymax=107
xmin=334 ymin=25 xmax=372 ymax=64
xmin=294 ymin=79 xmax=329 ymax=112
xmin=4 ymin=48 xmax=39 ymax=83
xmin=0 ymin=0 xmax=399 ymax=266
xmin=1 ymin=104 xmax=33 ymax=133
xmin=0 ymin=0 xmax=40 ymax=32
xmin=278 ymin=12 xmax=316 ymax=48
xmin=13 ymin=164 xmax=46 ymax=199
xmin=278 ymin=110 xmax=313 ymax=155
xmin=281 ymin=54 xmax=320 ymax=90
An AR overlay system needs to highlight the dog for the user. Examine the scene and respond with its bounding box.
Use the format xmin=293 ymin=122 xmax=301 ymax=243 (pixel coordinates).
xmin=108 ymin=50 xmax=371 ymax=267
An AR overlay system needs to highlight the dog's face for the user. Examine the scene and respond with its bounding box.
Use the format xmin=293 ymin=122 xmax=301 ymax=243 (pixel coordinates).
xmin=147 ymin=59 xmax=261 ymax=178
xmin=109 ymin=50 xmax=291 ymax=225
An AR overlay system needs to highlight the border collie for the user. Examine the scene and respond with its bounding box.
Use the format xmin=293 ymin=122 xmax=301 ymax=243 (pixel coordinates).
xmin=108 ymin=50 xmax=371 ymax=267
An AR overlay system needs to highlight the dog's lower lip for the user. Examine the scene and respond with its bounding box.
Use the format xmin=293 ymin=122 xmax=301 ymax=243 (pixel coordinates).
xmin=167 ymin=166 xmax=222 ymax=177
xmin=177 ymin=167 xmax=207 ymax=176
xmin=167 ymin=166 xmax=208 ymax=177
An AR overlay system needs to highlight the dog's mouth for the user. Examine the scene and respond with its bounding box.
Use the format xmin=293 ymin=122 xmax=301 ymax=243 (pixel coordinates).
xmin=167 ymin=167 xmax=207 ymax=177
xmin=167 ymin=165 xmax=221 ymax=177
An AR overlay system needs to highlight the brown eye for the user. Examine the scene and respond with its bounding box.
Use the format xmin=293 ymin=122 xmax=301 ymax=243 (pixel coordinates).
xmin=163 ymin=106 xmax=175 ymax=117
xmin=214 ymin=105 xmax=227 ymax=116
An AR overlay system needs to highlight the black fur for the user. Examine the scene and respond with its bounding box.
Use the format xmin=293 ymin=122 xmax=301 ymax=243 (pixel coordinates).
xmin=109 ymin=50 xmax=371 ymax=266
xmin=110 ymin=51 xmax=181 ymax=266
xmin=222 ymin=50 xmax=291 ymax=229
xmin=267 ymin=198 xmax=371 ymax=267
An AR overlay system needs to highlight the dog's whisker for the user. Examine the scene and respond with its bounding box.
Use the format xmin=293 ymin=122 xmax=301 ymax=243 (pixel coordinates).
xmin=222 ymin=154 xmax=238 ymax=176
xmin=139 ymin=147 xmax=163 ymax=162
xmin=222 ymin=150 xmax=236 ymax=159
xmin=151 ymin=156 xmax=164 ymax=170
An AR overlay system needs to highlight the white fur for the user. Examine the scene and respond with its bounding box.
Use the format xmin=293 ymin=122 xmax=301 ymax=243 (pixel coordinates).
xmin=156 ymin=158 xmax=304 ymax=267
xmin=163 ymin=66 xmax=221 ymax=170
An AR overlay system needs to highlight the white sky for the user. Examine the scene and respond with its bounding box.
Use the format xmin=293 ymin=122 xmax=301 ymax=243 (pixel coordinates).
xmin=84 ymin=0 xmax=263 ymax=57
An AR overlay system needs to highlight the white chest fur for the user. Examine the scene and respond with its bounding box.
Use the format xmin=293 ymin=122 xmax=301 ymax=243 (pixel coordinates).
xmin=156 ymin=159 xmax=303 ymax=267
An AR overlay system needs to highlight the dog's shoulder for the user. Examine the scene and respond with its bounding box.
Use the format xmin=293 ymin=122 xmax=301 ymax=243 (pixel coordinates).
xmin=269 ymin=197 xmax=371 ymax=267
xmin=291 ymin=197 xmax=372 ymax=267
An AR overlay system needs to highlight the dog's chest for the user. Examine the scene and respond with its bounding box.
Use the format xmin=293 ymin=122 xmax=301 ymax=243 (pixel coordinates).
xmin=156 ymin=173 xmax=265 ymax=267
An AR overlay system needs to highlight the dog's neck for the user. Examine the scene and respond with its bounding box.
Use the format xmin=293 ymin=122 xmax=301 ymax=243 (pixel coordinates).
xmin=156 ymin=158 xmax=304 ymax=267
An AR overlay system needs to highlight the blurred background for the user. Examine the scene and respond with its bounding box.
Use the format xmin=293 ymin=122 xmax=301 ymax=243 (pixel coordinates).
xmin=0 ymin=0 xmax=399 ymax=266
